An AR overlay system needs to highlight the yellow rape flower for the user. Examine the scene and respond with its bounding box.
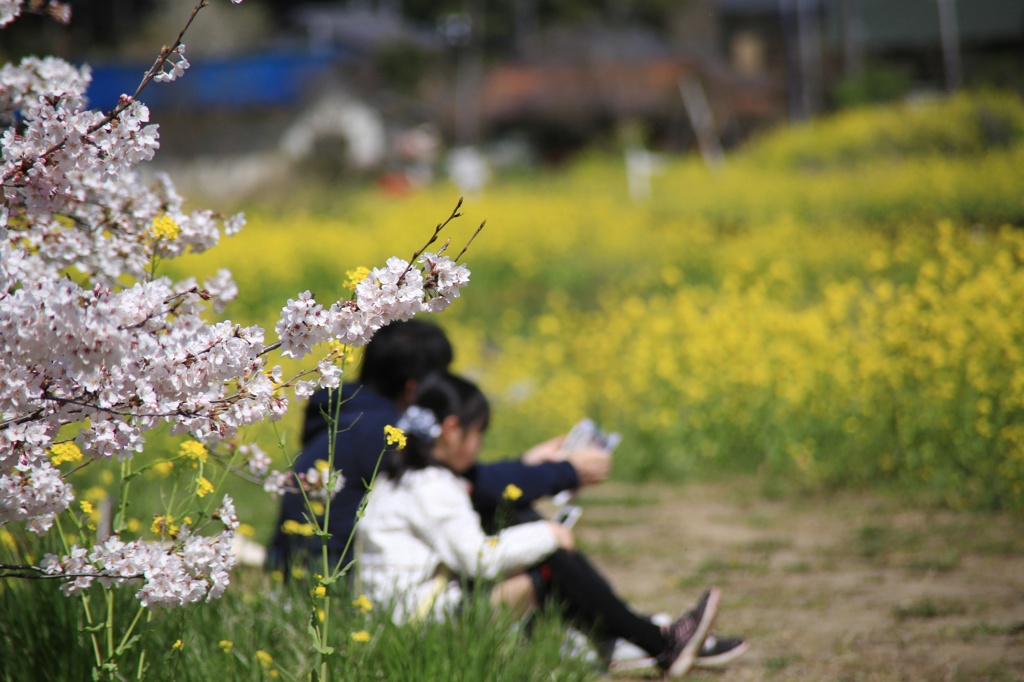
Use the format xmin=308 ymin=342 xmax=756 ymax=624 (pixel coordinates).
xmin=327 ymin=339 xmax=348 ymax=357
xmin=255 ymin=650 xmax=273 ymax=668
xmin=150 ymin=215 xmax=180 ymax=241
xmin=313 ymin=585 xmax=326 ymax=599
xmin=152 ymin=460 xmax=174 ymax=477
xmin=281 ymin=520 xmax=315 ymax=536
xmin=171 ymin=639 xmax=183 ymax=651
xmin=384 ymin=425 xmax=406 ymax=450
xmin=84 ymin=486 xmax=108 ymax=503
xmin=218 ymin=640 xmax=233 ymax=653
xmin=352 ymin=594 xmax=373 ymax=613
xmin=344 ymin=266 xmax=371 ymax=291
xmin=151 ymin=515 xmax=179 ymax=537
xmin=48 ymin=442 xmax=82 ymax=465
xmin=196 ymin=476 xmax=214 ymax=498
xmin=80 ymin=501 xmax=94 ymax=515
xmin=179 ymin=440 xmax=208 ymax=464
xmin=502 ymin=484 xmax=523 ymax=501
xmin=351 ymin=630 xmax=371 ymax=643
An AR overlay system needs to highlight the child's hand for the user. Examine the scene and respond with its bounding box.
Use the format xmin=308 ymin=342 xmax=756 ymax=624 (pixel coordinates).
xmin=522 ymin=435 xmax=567 ymax=464
xmin=566 ymin=447 xmax=611 ymax=487
xmin=548 ymin=522 xmax=576 ymax=551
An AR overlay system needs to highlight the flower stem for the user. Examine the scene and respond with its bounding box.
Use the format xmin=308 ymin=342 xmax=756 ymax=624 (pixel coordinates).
xmin=56 ymin=517 xmax=104 ymax=669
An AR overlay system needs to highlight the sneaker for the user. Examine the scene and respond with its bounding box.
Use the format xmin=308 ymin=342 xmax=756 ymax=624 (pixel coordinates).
xmin=660 ymin=587 xmax=720 ymax=677
xmin=610 ymin=629 xmax=749 ymax=671
xmin=694 ymin=633 xmax=749 ymax=668
xmin=560 ymin=627 xmax=602 ymax=666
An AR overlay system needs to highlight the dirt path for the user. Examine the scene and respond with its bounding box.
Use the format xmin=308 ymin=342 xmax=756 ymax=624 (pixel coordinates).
xmin=560 ymin=478 xmax=1024 ymax=681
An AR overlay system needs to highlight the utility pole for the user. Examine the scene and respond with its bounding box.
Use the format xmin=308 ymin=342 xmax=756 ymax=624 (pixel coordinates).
xmin=841 ymin=0 xmax=865 ymax=80
xmin=793 ymin=0 xmax=823 ymax=119
xmin=936 ymin=0 xmax=963 ymax=91
xmin=453 ymin=0 xmax=484 ymax=146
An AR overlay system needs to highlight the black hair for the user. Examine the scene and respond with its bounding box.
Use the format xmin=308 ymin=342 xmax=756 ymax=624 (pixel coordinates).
xmin=387 ymin=371 xmax=490 ymax=481
xmin=358 ymin=320 xmax=454 ymax=401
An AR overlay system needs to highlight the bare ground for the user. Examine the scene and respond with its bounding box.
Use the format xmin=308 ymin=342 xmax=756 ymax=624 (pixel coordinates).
xmin=559 ymin=478 xmax=1024 ymax=682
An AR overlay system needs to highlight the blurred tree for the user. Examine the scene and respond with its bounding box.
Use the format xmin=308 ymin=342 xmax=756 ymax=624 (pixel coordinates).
xmin=0 ymin=0 xmax=157 ymax=59
xmin=262 ymin=0 xmax=683 ymax=53
xmin=1 ymin=0 xmax=685 ymax=62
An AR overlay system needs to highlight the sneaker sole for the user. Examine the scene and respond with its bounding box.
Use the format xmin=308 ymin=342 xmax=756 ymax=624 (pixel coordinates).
xmin=694 ymin=639 xmax=749 ymax=668
xmin=609 ymin=641 xmax=749 ymax=674
xmin=667 ymin=587 xmax=720 ymax=678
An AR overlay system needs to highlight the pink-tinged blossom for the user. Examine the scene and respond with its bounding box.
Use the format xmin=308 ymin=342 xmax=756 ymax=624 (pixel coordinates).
xmin=216 ymin=495 xmax=239 ymax=531
xmin=297 ymin=463 xmax=344 ymax=502
xmin=276 ymin=291 xmax=330 ymax=359
xmin=420 ymin=253 xmax=471 ymax=312
xmin=0 ymin=0 xmax=22 ymax=27
xmin=293 ymin=380 xmax=316 ymax=399
xmin=46 ymin=1 xmax=70 ymax=24
xmin=39 ymin=494 xmax=239 ymax=604
xmin=41 ymin=529 xmax=237 ymax=606
xmin=204 ymin=269 xmax=238 ymax=312
xmin=317 ymin=360 xmax=342 ymax=389
xmin=153 ymin=45 xmax=189 ymax=84
xmin=263 ymin=470 xmax=290 ymax=498
xmin=239 ymin=443 xmax=270 ymax=477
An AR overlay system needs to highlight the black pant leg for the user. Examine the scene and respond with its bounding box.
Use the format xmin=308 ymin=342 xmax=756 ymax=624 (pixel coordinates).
xmin=540 ymin=549 xmax=667 ymax=657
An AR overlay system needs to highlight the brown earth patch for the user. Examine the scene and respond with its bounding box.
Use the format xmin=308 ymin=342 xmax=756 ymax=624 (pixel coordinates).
xmin=552 ymin=478 xmax=1024 ymax=681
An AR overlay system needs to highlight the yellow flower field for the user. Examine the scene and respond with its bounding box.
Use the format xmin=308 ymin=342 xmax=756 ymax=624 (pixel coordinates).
xmin=173 ymin=91 xmax=1024 ymax=511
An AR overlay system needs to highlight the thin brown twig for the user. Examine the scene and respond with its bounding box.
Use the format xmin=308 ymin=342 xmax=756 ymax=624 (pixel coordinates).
xmin=400 ymin=197 xmax=464 ymax=280
xmin=454 ymin=220 xmax=486 ymax=263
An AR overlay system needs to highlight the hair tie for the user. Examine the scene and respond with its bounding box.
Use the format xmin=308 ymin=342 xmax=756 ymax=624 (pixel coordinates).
xmin=396 ymin=405 xmax=442 ymax=443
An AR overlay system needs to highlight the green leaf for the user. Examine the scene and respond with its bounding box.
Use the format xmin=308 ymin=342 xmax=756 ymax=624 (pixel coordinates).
xmin=307 ymin=620 xmax=321 ymax=646
xmin=114 ymin=633 xmax=141 ymax=656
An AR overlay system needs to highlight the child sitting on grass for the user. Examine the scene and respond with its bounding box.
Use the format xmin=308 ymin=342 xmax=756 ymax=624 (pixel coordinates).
xmin=357 ymin=371 xmax=722 ymax=677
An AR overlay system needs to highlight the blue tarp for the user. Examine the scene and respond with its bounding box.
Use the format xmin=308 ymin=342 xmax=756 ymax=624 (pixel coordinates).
xmin=84 ymin=49 xmax=348 ymax=112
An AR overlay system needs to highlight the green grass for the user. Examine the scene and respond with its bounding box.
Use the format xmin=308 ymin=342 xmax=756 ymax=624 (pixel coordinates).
xmin=906 ymin=550 xmax=961 ymax=573
xmin=892 ymin=597 xmax=968 ymax=621
xmin=0 ymin=557 xmax=596 ymax=682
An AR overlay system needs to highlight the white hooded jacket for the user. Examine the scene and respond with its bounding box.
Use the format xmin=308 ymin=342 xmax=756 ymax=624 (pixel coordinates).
xmin=357 ymin=466 xmax=558 ymax=623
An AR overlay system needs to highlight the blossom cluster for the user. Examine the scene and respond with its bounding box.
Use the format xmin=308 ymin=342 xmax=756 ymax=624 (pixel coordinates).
xmin=295 ymin=460 xmax=344 ymax=502
xmin=278 ymin=254 xmax=469 ymax=360
xmin=41 ymin=496 xmax=239 ymax=606
xmin=0 ymin=0 xmax=469 ymax=604
xmin=0 ymin=0 xmax=71 ymax=28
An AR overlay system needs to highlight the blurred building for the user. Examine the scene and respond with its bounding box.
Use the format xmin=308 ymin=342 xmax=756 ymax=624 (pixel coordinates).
xmin=29 ymin=0 xmax=1021 ymax=165
xmin=706 ymin=0 xmax=1024 ymax=120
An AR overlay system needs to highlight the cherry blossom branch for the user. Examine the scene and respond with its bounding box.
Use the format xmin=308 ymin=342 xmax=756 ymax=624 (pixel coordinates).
xmin=401 ymin=197 xmax=464 ymax=280
xmin=35 ymin=395 xmax=201 ymax=421
xmin=0 ymin=566 xmax=145 ymax=581
xmin=0 ymin=0 xmax=209 ymax=185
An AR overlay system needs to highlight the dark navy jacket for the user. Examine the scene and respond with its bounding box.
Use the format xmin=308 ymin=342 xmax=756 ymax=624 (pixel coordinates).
xmin=266 ymin=383 xmax=579 ymax=572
